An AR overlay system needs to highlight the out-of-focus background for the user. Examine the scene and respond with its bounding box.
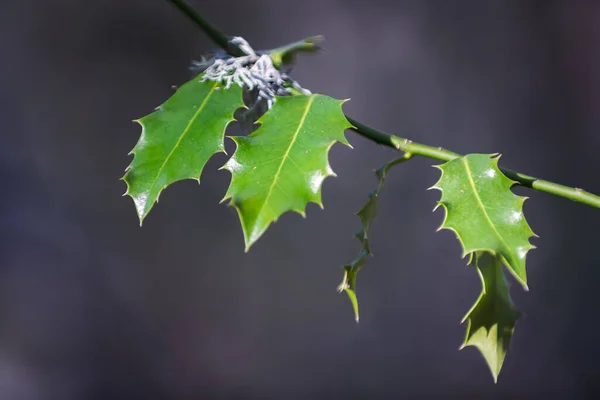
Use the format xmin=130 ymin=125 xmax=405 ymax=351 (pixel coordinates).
xmin=1 ymin=0 xmax=599 ymax=398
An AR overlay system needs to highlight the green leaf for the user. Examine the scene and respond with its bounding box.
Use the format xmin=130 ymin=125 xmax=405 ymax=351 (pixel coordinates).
xmin=338 ymin=268 xmax=360 ymax=322
xmin=222 ymin=94 xmax=352 ymax=250
xmin=123 ymin=75 xmax=244 ymax=223
xmin=461 ymin=251 xmax=521 ymax=383
xmin=338 ymin=154 xmax=412 ymax=322
xmin=432 ymin=154 xmax=536 ymax=289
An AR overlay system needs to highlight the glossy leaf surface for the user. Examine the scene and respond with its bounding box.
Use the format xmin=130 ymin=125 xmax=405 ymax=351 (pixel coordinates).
xmin=124 ymin=75 xmax=244 ymax=223
xmin=432 ymin=154 xmax=536 ymax=288
xmin=461 ymin=252 xmax=521 ymax=383
xmin=223 ymin=94 xmax=351 ymax=250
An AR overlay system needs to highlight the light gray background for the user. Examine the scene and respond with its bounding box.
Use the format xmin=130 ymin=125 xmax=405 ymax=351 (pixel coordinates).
xmin=1 ymin=0 xmax=599 ymax=398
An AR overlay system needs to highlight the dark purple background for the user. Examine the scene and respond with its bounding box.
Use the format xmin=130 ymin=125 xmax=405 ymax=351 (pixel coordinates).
xmin=1 ymin=0 xmax=600 ymax=398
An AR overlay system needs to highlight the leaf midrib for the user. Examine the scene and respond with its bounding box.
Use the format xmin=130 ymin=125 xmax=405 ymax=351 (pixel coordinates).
xmin=462 ymin=158 xmax=512 ymax=259
xmin=146 ymin=81 xmax=218 ymax=210
xmin=253 ymin=95 xmax=315 ymax=233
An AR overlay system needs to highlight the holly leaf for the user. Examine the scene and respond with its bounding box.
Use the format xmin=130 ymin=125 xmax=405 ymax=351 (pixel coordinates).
xmin=123 ymin=75 xmax=244 ymax=223
xmin=338 ymin=154 xmax=412 ymax=322
xmin=461 ymin=251 xmax=521 ymax=383
xmin=222 ymin=94 xmax=352 ymax=250
xmin=431 ymin=154 xmax=536 ymax=289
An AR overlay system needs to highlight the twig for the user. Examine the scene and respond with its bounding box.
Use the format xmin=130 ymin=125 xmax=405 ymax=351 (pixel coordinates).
xmin=166 ymin=0 xmax=600 ymax=209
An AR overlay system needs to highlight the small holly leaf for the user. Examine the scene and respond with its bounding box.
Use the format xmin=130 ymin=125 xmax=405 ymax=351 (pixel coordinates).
xmin=461 ymin=251 xmax=521 ymax=383
xmin=338 ymin=154 xmax=412 ymax=322
xmin=222 ymin=94 xmax=352 ymax=250
xmin=123 ymin=75 xmax=244 ymax=223
xmin=432 ymin=154 xmax=536 ymax=289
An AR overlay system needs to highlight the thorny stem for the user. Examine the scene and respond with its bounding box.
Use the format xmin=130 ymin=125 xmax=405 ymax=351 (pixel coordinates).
xmin=167 ymin=0 xmax=600 ymax=209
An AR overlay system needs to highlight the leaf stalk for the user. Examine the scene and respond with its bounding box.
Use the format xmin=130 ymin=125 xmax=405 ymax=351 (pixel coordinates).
xmin=166 ymin=0 xmax=600 ymax=210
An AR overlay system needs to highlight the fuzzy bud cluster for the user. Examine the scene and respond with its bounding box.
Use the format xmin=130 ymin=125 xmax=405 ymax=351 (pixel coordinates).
xmin=193 ymin=37 xmax=310 ymax=108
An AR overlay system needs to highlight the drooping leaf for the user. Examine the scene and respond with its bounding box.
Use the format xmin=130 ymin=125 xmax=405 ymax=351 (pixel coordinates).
xmin=461 ymin=251 xmax=521 ymax=383
xmin=338 ymin=154 xmax=412 ymax=322
xmin=432 ymin=154 xmax=536 ymax=289
xmin=222 ymin=94 xmax=352 ymax=250
xmin=338 ymin=268 xmax=360 ymax=322
xmin=123 ymin=75 xmax=244 ymax=223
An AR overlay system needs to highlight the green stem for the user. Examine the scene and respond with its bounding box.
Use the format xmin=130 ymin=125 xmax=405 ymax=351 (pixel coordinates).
xmin=166 ymin=0 xmax=246 ymax=57
xmin=166 ymin=0 xmax=600 ymax=210
xmin=347 ymin=118 xmax=459 ymax=161
xmin=386 ymin=152 xmax=414 ymax=168
xmin=267 ymin=36 xmax=323 ymax=68
xmin=349 ymin=118 xmax=600 ymax=208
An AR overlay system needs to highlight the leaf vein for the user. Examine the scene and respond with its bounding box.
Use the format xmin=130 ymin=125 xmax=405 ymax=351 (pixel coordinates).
xmin=255 ymin=96 xmax=315 ymax=226
xmin=462 ymin=157 xmax=512 ymax=258
xmin=146 ymin=80 xmax=218 ymax=205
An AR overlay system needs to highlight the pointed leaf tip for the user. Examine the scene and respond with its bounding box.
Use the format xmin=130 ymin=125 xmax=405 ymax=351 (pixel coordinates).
xmin=433 ymin=153 xmax=536 ymax=288
xmin=462 ymin=252 xmax=520 ymax=382
xmin=224 ymin=94 xmax=352 ymax=248
xmin=339 ymin=154 xmax=412 ymax=321
xmin=122 ymin=74 xmax=244 ymax=222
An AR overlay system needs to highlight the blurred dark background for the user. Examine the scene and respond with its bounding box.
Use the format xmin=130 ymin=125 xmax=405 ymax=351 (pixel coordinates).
xmin=1 ymin=0 xmax=600 ymax=398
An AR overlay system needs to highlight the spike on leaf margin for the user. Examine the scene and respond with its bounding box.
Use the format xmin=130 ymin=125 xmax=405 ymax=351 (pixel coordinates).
xmin=461 ymin=251 xmax=521 ymax=383
xmin=431 ymin=153 xmax=537 ymax=289
xmin=222 ymin=94 xmax=353 ymax=250
xmin=338 ymin=154 xmax=412 ymax=322
xmin=123 ymin=74 xmax=244 ymax=224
